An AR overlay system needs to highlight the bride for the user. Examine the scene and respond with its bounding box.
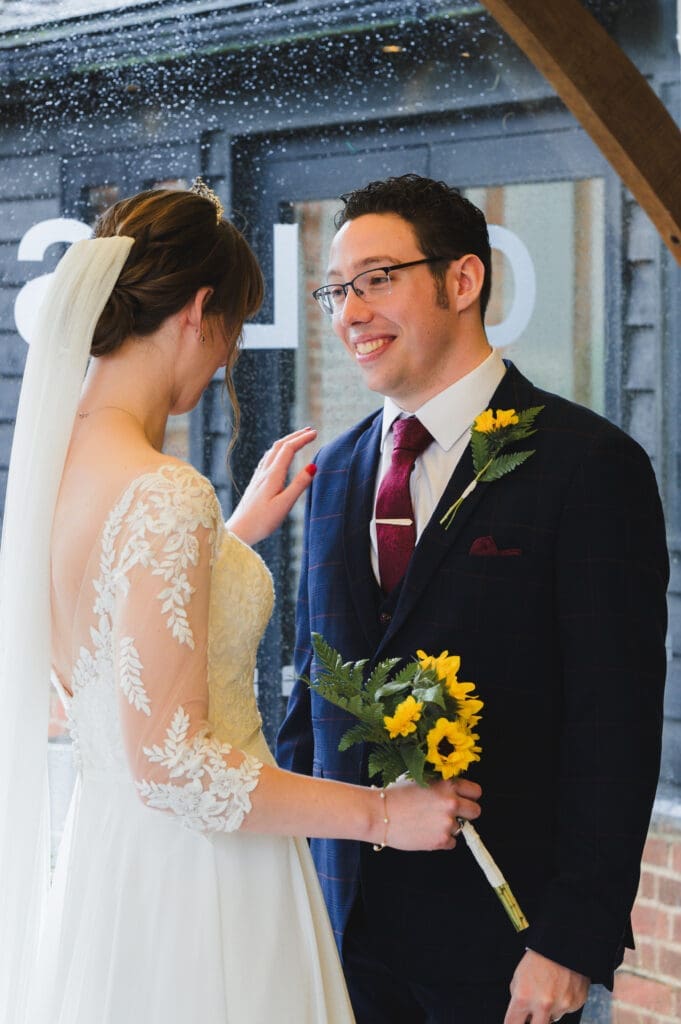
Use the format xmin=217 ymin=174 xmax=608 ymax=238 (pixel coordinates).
xmin=0 ymin=183 xmax=481 ymax=1023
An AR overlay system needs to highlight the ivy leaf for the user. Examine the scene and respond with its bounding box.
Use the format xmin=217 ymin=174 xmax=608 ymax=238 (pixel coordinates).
xmin=401 ymin=743 xmax=428 ymax=787
xmin=374 ymin=678 xmax=413 ymax=700
xmin=412 ymin=683 xmax=447 ymax=710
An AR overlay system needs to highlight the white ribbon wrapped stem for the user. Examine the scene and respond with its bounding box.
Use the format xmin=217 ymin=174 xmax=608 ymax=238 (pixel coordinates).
xmin=458 ymin=819 xmax=529 ymax=932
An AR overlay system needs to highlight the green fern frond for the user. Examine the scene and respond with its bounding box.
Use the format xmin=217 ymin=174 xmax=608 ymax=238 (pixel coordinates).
xmin=365 ymin=657 xmax=402 ymax=699
xmin=367 ymin=745 xmax=406 ymax=787
xmin=480 ymin=450 xmax=534 ymax=481
xmin=515 ymin=405 xmax=544 ymax=429
xmin=339 ymin=721 xmax=384 ymax=751
xmin=471 ymin=429 xmax=489 ymax=473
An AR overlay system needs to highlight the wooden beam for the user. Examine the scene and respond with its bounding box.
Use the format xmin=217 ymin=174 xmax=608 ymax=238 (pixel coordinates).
xmin=480 ymin=0 xmax=681 ymax=265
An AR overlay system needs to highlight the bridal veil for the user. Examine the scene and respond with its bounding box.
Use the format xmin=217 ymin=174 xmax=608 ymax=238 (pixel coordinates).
xmin=0 ymin=235 xmax=134 ymax=1021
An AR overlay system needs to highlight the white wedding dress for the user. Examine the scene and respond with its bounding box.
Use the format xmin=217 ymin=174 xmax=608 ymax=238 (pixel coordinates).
xmin=29 ymin=461 xmax=354 ymax=1024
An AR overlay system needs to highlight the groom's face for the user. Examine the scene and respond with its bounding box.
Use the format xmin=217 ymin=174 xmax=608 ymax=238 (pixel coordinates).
xmin=327 ymin=212 xmax=461 ymax=412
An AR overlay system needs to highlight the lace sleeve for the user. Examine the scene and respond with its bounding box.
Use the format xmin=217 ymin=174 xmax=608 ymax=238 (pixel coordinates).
xmin=109 ymin=464 xmax=262 ymax=832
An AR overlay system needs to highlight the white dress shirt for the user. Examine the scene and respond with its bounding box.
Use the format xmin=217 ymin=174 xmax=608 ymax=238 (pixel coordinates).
xmin=370 ymin=348 xmax=507 ymax=582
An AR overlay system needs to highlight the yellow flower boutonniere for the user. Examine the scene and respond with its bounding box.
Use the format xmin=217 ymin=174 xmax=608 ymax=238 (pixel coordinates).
xmin=440 ymin=405 xmax=544 ymax=529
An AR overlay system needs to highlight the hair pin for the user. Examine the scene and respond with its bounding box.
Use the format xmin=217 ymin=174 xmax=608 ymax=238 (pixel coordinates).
xmin=190 ymin=176 xmax=224 ymax=223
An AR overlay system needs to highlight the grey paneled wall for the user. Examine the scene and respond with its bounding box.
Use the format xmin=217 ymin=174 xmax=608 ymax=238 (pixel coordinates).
xmin=0 ymin=147 xmax=62 ymax=505
xmin=621 ymin=188 xmax=680 ymax=790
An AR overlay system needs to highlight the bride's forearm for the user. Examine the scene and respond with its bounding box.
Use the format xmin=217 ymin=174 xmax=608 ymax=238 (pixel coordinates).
xmin=238 ymin=763 xmax=384 ymax=845
xmin=238 ymin=762 xmax=482 ymax=852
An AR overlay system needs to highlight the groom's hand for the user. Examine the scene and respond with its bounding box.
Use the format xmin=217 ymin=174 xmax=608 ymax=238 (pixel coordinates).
xmin=504 ymin=949 xmax=589 ymax=1024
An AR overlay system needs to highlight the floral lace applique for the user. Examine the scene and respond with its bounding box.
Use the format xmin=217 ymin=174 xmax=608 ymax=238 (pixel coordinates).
xmin=136 ymin=707 xmax=262 ymax=832
xmin=114 ymin=466 xmax=221 ymax=650
xmin=118 ymin=636 xmax=150 ymax=716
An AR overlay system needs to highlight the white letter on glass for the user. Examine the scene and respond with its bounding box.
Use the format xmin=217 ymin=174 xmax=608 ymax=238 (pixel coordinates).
xmin=487 ymin=225 xmax=536 ymax=349
xmin=243 ymin=224 xmax=298 ymax=350
xmin=15 ymin=218 xmax=92 ymax=344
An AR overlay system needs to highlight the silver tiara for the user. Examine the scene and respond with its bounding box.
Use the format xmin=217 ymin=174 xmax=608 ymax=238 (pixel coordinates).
xmin=190 ymin=176 xmax=224 ymax=223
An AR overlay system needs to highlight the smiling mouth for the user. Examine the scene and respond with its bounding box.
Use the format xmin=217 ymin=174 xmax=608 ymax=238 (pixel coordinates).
xmin=354 ymin=337 xmax=392 ymax=356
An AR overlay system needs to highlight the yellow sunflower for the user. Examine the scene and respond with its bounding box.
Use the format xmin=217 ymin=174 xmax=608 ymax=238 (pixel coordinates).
xmin=416 ymin=650 xmax=481 ymax=712
xmin=456 ymin=693 xmax=484 ymax=727
xmin=473 ymin=408 xmax=519 ymax=433
xmin=384 ymin=695 xmax=424 ymax=739
xmin=425 ymin=718 xmax=481 ymax=779
xmin=445 ymin=678 xmax=484 ymax=725
xmin=416 ymin=649 xmax=460 ymax=689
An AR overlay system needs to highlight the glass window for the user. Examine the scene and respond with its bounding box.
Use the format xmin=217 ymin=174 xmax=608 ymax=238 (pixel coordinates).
xmin=467 ymin=180 xmax=605 ymax=412
xmin=82 ymin=184 xmax=120 ymax=222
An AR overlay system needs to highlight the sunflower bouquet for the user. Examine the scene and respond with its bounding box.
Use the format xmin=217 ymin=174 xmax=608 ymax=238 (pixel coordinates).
xmin=307 ymin=633 xmax=528 ymax=932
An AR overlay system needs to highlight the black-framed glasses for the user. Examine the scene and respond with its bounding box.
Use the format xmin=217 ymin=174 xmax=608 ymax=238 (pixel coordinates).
xmin=312 ymin=257 xmax=450 ymax=316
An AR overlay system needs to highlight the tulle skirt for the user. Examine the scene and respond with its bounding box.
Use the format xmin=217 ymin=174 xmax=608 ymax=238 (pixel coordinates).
xmin=28 ymin=745 xmax=354 ymax=1024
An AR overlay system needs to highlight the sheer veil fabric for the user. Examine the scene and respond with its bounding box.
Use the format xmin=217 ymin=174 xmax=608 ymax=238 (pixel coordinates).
xmin=0 ymin=236 xmax=134 ymax=1022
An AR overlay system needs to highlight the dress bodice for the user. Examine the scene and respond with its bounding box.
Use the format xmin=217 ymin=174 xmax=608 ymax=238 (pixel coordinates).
xmin=207 ymin=528 xmax=274 ymax=747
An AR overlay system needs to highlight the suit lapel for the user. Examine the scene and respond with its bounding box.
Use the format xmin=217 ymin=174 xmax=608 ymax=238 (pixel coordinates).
xmin=376 ymin=363 xmax=536 ymax=651
xmin=342 ymin=413 xmax=383 ymax=650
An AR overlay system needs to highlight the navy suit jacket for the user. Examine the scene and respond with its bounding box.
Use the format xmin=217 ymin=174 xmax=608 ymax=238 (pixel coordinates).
xmin=277 ymin=363 xmax=668 ymax=989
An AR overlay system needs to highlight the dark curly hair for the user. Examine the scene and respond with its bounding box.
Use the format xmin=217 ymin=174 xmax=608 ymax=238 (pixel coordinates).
xmin=335 ymin=173 xmax=491 ymax=320
xmin=92 ymin=187 xmax=264 ymax=443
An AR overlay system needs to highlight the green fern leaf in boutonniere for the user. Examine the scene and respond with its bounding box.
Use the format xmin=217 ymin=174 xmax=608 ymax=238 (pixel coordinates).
xmin=440 ymin=405 xmax=543 ymax=529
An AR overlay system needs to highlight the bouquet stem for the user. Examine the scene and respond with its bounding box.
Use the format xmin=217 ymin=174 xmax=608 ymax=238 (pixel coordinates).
xmin=458 ymin=820 xmax=529 ymax=933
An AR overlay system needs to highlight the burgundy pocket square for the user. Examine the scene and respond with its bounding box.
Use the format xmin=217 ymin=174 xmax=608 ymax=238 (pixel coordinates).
xmin=469 ymin=535 xmax=522 ymax=557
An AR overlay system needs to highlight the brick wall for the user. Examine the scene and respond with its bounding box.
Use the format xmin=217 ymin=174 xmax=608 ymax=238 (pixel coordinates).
xmin=612 ymin=809 xmax=681 ymax=1024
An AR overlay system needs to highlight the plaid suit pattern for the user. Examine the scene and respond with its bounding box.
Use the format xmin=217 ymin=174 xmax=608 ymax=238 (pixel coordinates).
xmin=277 ymin=363 xmax=668 ymax=989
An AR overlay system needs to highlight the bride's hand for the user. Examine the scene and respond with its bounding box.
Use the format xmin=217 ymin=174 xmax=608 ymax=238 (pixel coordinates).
xmin=379 ymin=777 xmax=482 ymax=852
xmin=227 ymin=427 xmax=318 ymax=545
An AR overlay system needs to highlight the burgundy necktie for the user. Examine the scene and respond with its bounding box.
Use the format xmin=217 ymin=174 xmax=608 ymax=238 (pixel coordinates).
xmin=376 ymin=416 xmax=433 ymax=594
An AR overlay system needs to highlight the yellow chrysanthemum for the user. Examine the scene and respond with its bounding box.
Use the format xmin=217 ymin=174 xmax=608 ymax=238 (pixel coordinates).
xmin=384 ymin=695 xmax=424 ymax=739
xmin=473 ymin=408 xmax=519 ymax=433
xmin=425 ymin=718 xmax=481 ymax=779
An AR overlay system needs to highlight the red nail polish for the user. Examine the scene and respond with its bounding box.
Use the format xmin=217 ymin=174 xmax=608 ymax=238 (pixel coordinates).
xmin=305 ymin=463 xmax=317 ymax=477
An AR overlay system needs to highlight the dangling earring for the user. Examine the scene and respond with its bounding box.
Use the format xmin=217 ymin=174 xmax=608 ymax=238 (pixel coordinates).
xmin=199 ymin=326 xmax=206 ymax=345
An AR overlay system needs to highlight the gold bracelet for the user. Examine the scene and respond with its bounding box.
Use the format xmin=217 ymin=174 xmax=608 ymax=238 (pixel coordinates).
xmin=372 ymin=786 xmax=389 ymax=852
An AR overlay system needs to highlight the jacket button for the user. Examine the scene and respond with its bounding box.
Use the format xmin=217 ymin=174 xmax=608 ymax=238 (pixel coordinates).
xmin=379 ymin=611 xmax=391 ymax=625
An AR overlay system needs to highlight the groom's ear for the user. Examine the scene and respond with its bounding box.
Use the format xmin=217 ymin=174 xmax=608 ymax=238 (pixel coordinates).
xmin=448 ymin=255 xmax=484 ymax=314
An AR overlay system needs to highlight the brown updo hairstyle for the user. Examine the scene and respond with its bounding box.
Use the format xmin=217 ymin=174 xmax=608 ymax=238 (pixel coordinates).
xmin=92 ymin=187 xmax=264 ymax=440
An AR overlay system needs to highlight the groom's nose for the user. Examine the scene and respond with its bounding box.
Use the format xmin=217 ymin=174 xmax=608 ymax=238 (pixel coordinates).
xmin=337 ymin=286 xmax=374 ymax=328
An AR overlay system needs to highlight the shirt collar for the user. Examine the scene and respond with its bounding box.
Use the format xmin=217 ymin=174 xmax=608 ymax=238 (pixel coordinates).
xmin=380 ymin=348 xmax=507 ymax=452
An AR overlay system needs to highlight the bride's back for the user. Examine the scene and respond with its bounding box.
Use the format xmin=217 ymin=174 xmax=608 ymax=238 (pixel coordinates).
xmin=50 ymin=416 xmax=164 ymax=695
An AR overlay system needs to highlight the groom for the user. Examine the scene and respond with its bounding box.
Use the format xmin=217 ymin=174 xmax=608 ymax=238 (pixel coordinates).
xmin=276 ymin=174 xmax=668 ymax=1023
